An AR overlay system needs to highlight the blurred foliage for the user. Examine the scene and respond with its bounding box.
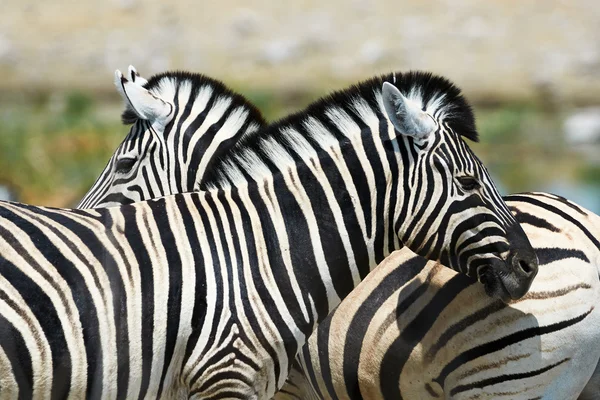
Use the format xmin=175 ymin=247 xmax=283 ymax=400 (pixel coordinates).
xmin=0 ymin=90 xmax=598 ymax=211
xmin=471 ymin=105 xmax=584 ymax=195
xmin=578 ymin=164 xmax=600 ymax=186
xmin=476 ymin=105 xmax=537 ymax=144
xmin=64 ymin=92 xmax=94 ymax=121
xmin=0 ymin=93 xmax=124 ymax=206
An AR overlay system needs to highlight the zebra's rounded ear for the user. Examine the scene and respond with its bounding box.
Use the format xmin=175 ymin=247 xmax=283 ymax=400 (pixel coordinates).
xmin=128 ymin=65 xmax=148 ymax=86
xmin=114 ymin=69 xmax=172 ymax=122
xmin=382 ymin=82 xmax=436 ymax=140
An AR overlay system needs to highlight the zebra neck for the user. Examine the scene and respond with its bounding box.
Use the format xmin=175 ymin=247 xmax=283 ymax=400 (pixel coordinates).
xmin=209 ymin=149 xmax=400 ymax=321
xmin=163 ymin=99 xmax=264 ymax=193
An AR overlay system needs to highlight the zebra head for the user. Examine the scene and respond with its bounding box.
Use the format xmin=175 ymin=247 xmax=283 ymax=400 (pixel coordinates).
xmin=77 ymin=66 xmax=266 ymax=208
xmin=380 ymin=74 xmax=538 ymax=301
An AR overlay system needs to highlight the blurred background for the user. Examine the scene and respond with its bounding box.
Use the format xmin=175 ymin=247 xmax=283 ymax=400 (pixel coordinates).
xmin=1 ymin=0 xmax=599 ymax=211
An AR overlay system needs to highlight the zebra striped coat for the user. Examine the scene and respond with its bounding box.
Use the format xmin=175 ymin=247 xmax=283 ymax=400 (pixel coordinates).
xmin=80 ymin=68 xmax=598 ymax=399
xmin=0 ymin=71 xmax=535 ymax=399
xmin=274 ymin=192 xmax=600 ymax=400
xmin=81 ymin=67 xmax=539 ymax=305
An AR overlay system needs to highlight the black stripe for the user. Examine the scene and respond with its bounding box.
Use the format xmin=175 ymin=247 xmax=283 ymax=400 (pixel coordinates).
xmin=100 ymin=191 xmax=136 ymax=205
xmin=187 ymin=103 xmax=235 ymax=165
xmin=103 ymin=217 xmax=133 ymax=400
xmin=170 ymin=83 xmax=189 ymax=194
xmin=394 ymin=137 xmax=416 ymax=245
xmin=314 ymin=313 xmax=339 ymax=400
xmin=148 ymin=146 xmax=164 ymax=198
xmin=299 ymin=347 xmax=326 ymax=400
xmin=341 ymin=255 xmax=428 ymax=400
xmin=507 ymin=196 xmax=600 ymax=250
xmin=434 ymin=309 xmax=592 ymax=387
xmin=450 ymin=357 xmax=570 ymax=396
xmin=0 ymin=285 xmax=34 ymax=398
xmin=150 ymin=198 xmax=183 ymax=398
xmin=0 ymin=216 xmax=75 ymax=399
xmin=36 ymin=207 xmax=129 ymax=399
xmin=277 ymin=171 xmax=324 ymax=328
xmin=120 ymin=205 xmax=154 ymax=399
xmin=297 ymin=153 xmax=354 ymax=311
xmin=512 ymin=192 xmax=588 ymax=216
xmin=342 ymin=102 xmax=377 ymax=239
xmin=242 ymin=180 xmax=296 ymax=382
xmin=187 ymin=193 xmax=227 ymax=385
xmin=536 ymin=247 xmax=589 ymax=265
xmin=224 ymin=188 xmax=281 ymax=381
xmin=380 ymin=119 xmax=401 ymax=257
xmin=410 ymin=158 xmax=450 ymax=255
xmin=379 ymin=273 xmax=475 ymax=400
xmin=359 ymin=122 xmax=389 ymax=265
xmin=510 ymin=209 xmax=560 ymax=232
xmin=426 ymin=299 xmax=505 ymax=362
xmin=193 ymin=115 xmax=255 ymax=188
xmin=180 ymin=197 xmax=207 ymax=371
xmin=181 ymin=90 xmax=218 ymax=164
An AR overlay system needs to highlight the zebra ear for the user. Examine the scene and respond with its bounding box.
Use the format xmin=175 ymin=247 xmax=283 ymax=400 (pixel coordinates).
xmin=382 ymin=82 xmax=436 ymax=140
xmin=128 ymin=65 xmax=148 ymax=86
xmin=114 ymin=69 xmax=172 ymax=122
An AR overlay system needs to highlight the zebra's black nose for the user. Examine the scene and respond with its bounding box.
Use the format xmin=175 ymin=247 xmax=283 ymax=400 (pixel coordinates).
xmin=505 ymin=223 xmax=539 ymax=283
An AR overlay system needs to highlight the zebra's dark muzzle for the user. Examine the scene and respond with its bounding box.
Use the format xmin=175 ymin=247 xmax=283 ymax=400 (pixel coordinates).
xmin=505 ymin=249 xmax=539 ymax=296
xmin=481 ymin=223 xmax=539 ymax=301
xmin=479 ymin=249 xmax=539 ymax=302
xmin=479 ymin=263 xmax=513 ymax=302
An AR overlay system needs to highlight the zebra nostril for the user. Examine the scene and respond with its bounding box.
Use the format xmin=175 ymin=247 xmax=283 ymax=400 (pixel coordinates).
xmin=519 ymin=260 xmax=532 ymax=274
xmin=513 ymin=255 xmax=538 ymax=278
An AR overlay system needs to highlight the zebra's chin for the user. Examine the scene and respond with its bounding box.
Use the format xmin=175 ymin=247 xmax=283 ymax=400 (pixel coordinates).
xmin=478 ymin=263 xmax=521 ymax=302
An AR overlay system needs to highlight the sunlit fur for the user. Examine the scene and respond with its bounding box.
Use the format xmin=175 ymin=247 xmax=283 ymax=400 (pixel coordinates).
xmin=274 ymin=193 xmax=600 ymax=400
xmin=0 ymin=71 xmax=533 ymax=398
xmin=77 ymin=71 xmax=266 ymax=208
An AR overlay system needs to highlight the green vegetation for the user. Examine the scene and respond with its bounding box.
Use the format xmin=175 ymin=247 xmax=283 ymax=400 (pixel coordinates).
xmin=0 ymin=93 xmax=125 ymax=206
xmin=0 ymin=91 xmax=596 ymax=210
xmin=471 ymin=105 xmax=586 ymax=194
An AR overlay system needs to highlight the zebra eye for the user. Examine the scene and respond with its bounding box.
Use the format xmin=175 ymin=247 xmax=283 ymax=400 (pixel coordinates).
xmin=115 ymin=157 xmax=137 ymax=174
xmin=457 ymin=176 xmax=481 ymax=191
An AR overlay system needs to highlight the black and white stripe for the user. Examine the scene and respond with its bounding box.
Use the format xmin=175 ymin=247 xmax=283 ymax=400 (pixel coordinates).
xmin=78 ymin=66 xmax=266 ymax=209
xmin=275 ymin=192 xmax=600 ymax=400
xmin=0 ymin=71 xmax=536 ymax=398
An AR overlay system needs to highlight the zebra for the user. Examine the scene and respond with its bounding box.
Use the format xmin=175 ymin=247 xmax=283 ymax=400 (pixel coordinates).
xmin=81 ymin=67 xmax=539 ymax=304
xmin=274 ymin=192 xmax=600 ymax=400
xmin=84 ymin=68 xmax=600 ymax=399
xmin=90 ymin=67 xmax=598 ymax=398
xmin=79 ymin=68 xmax=600 ymax=399
xmin=0 ymin=70 xmax=538 ymax=399
xmin=77 ymin=65 xmax=266 ymax=209
xmin=83 ymin=68 xmax=600 ymax=399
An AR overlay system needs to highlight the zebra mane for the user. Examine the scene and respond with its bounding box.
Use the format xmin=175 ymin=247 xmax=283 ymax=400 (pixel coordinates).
xmin=120 ymin=70 xmax=266 ymax=127
xmin=200 ymin=71 xmax=477 ymax=190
